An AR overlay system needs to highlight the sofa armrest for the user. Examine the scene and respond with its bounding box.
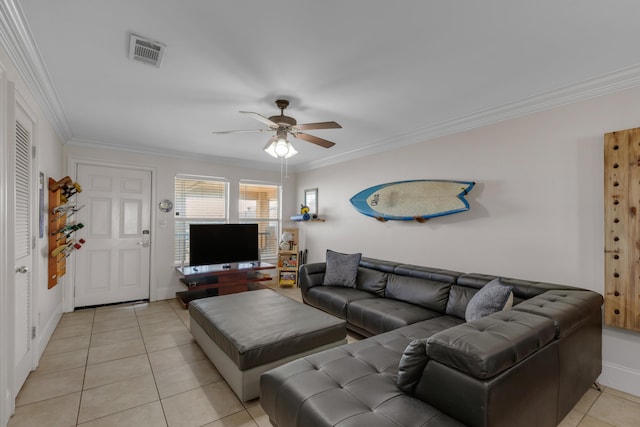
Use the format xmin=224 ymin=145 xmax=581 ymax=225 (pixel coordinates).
xmin=299 ymin=262 xmax=326 ymax=297
xmin=397 ymin=338 xmax=429 ymax=394
xmin=426 ymin=310 xmax=555 ymax=379
xmin=512 ymin=290 xmax=603 ymax=338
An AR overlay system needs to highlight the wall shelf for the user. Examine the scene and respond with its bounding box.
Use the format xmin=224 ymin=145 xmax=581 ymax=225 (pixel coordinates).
xmin=290 ymin=215 xmax=325 ymax=222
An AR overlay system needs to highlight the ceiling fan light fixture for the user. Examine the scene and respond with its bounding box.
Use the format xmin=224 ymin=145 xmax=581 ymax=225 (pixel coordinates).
xmin=264 ymin=139 xmax=298 ymax=159
xmin=274 ymin=138 xmax=290 ymax=156
xmin=284 ymin=143 xmax=298 ymax=159
xmin=264 ymin=140 xmax=279 ymax=158
xmin=217 ymin=99 xmax=338 ymax=159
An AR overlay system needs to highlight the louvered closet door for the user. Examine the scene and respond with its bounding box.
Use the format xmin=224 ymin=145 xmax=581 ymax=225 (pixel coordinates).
xmin=13 ymin=104 xmax=34 ymax=393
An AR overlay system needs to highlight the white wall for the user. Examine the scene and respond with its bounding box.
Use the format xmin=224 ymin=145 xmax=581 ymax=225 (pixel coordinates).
xmin=0 ymin=43 xmax=64 ymax=425
xmin=295 ymin=86 xmax=640 ymax=397
xmin=32 ymin=98 xmax=64 ymax=360
xmin=63 ymin=145 xmax=296 ymax=302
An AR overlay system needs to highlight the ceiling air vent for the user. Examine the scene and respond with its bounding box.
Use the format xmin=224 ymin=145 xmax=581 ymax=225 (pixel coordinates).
xmin=128 ymin=34 xmax=165 ymax=67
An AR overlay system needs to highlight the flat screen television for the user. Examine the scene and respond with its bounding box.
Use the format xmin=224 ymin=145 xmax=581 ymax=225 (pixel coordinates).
xmin=189 ymin=223 xmax=259 ymax=266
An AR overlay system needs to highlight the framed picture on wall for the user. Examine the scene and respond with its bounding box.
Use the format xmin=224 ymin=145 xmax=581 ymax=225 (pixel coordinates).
xmin=304 ymin=188 xmax=318 ymax=214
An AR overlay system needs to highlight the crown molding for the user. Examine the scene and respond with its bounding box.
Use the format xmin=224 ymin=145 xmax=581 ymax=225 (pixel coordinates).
xmin=0 ymin=0 xmax=72 ymax=141
xmin=66 ymin=137 xmax=284 ymax=172
xmin=302 ymin=64 xmax=640 ymax=171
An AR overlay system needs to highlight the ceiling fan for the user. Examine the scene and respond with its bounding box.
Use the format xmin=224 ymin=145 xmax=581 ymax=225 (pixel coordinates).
xmin=212 ymin=99 xmax=341 ymax=158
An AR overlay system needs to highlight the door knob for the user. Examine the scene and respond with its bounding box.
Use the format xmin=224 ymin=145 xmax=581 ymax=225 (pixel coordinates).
xmin=16 ymin=266 xmax=29 ymax=274
xmin=138 ymin=229 xmax=150 ymax=247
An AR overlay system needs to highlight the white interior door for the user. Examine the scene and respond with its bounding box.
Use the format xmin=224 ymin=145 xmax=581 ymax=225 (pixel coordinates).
xmin=74 ymin=164 xmax=151 ymax=307
xmin=12 ymin=103 xmax=34 ymax=394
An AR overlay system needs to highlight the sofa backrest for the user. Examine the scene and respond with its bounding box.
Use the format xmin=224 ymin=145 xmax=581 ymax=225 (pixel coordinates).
xmin=385 ymin=274 xmax=452 ymax=312
xmin=301 ymin=257 xmax=596 ymax=323
xmin=356 ymin=259 xmax=463 ymax=314
xmin=355 ymin=267 xmax=388 ymax=296
xmin=444 ymin=272 xmax=586 ymax=319
xmin=385 ymin=265 xmax=461 ymax=313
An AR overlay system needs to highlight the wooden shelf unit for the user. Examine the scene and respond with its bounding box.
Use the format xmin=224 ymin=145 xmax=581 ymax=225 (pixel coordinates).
xmin=48 ymin=176 xmax=80 ymax=288
xmin=278 ymin=227 xmax=299 ymax=287
xmin=48 ymin=178 xmax=66 ymax=288
xmin=604 ymin=127 xmax=640 ymax=332
xmin=47 ymin=176 xmax=83 ymax=288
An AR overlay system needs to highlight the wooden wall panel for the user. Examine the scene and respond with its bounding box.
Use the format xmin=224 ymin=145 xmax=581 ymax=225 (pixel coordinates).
xmin=604 ymin=127 xmax=640 ymax=332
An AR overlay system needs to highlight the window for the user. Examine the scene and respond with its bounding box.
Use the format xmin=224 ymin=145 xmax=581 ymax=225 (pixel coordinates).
xmin=239 ymin=181 xmax=281 ymax=260
xmin=174 ymin=175 xmax=228 ymax=265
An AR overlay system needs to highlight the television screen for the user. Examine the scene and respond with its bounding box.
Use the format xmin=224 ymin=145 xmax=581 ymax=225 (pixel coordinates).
xmin=189 ymin=223 xmax=259 ymax=266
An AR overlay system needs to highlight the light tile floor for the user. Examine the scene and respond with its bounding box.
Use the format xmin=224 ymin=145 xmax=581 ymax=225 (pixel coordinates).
xmin=8 ymin=284 xmax=640 ymax=427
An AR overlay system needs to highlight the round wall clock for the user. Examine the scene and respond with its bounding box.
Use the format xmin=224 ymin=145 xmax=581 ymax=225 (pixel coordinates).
xmin=158 ymin=199 xmax=173 ymax=212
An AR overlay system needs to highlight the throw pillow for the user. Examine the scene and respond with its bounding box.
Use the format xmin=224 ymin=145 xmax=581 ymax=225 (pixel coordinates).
xmin=322 ymin=249 xmax=361 ymax=287
xmin=464 ymin=278 xmax=514 ymax=322
xmin=397 ymin=338 xmax=429 ymax=394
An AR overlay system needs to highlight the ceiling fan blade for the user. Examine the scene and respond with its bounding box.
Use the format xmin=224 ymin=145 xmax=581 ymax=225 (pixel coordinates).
xmin=295 ymin=132 xmax=336 ymax=148
xmin=239 ymin=111 xmax=279 ymax=128
xmin=212 ymin=129 xmax=268 ymax=135
xmin=294 ymin=121 xmax=342 ymax=131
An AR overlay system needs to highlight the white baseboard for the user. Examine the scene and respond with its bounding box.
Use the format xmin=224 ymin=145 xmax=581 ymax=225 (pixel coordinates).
xmin=155 ymin=287 xmax=178 ymax=301
xmin=34 ymin=305 xmax=63 ymax=365
xmin=599 ymin=362 xmax=640 ymax=398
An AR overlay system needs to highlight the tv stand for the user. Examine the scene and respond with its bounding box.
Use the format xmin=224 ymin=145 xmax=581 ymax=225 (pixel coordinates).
xmin=175 ymin=261 xmax=275 ymax=308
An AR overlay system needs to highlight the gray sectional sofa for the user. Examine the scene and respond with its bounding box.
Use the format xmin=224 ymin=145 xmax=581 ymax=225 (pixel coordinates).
xmin=260 ymin=255 xmax=603 ymax=427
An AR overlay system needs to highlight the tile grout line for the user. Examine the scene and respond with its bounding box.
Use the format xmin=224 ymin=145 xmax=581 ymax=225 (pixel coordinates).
xmin=75 ymin=307 xmax=95 ymax=427
xmin=136 ymin=301 xmax=172 ymax=427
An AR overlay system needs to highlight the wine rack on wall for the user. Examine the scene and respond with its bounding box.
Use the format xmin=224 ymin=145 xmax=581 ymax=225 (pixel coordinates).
xmin=604 ymin=127 xmax=640 ymax=332
xmin=47 ymin=176 xmax=83 ymax=289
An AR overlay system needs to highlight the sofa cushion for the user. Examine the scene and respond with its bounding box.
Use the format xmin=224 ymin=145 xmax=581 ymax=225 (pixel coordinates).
xmin=445 ymin=285 xmax=477 ymax=319
xmin=397 ymin=338 xmax=429 ymax=394
xmin=347 ymin=298 xmax=442 ymax=335
xmin=323 ymin=250 xmax=361 ymax=287
xmin=260 ymin=336 xmax=465 ymax=427
xmin=355 ymin=267 xmax=388 ymax=296
xmin=304 ymin=285 xmax=376 ymax=319
xmin=465 ymin=278 xmax=514 ymax=321
xmin=385 ymin=274 xmax=451 ymax=313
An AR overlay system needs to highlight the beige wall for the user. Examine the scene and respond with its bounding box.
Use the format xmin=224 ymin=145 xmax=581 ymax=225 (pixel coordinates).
xmin=295 ymin=86 xmax=640 ymax=397
xmin=63 ymin=144 xmax=295 ymax=302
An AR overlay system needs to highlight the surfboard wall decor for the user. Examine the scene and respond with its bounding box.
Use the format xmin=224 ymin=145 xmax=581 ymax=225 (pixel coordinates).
xmin=349 ymin=180 xmax=475 ymax=222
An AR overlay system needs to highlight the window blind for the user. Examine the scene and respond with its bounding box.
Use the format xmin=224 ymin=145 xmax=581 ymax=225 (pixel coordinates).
xmin=174 ymin=175 xmax=228 ymax=265
xmin=239 ymin=181 xmax=281 ymax=260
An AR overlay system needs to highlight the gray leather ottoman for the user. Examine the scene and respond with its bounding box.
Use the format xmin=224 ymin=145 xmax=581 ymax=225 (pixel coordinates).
xmin=189 ymin=289 xmax=347 ymax=401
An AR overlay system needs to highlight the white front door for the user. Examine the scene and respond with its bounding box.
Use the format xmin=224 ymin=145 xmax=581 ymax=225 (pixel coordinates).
xmin=12 ymin=103 xmax=34 ymax=394
xmin=74 ymin=164 xmax=151 ymax=307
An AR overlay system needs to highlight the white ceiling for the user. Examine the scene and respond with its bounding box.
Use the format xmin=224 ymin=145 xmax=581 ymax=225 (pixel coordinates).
xmin=4 ymin=0 xmax=640 ymax=170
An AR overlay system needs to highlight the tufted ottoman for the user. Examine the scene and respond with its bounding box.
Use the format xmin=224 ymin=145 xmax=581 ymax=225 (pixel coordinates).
xmin=189 ymin=289 xmax=347 ymax=401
